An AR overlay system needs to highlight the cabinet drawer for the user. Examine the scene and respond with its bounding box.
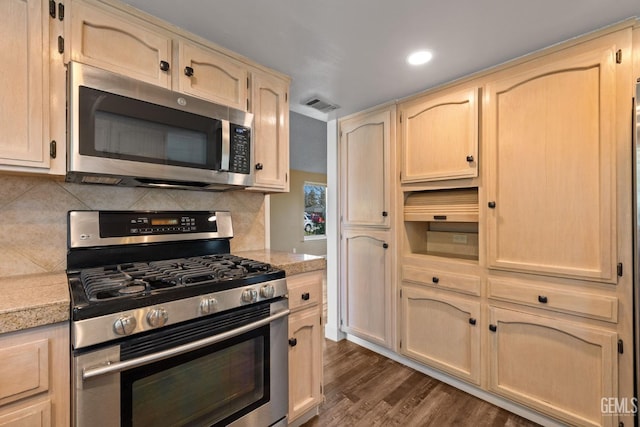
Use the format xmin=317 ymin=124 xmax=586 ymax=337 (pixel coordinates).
xmin=287 ymin=271 xmax=322 ymax=312
xmin=0 ymin=340 xmax=49 ymax=405
xmin=488 ymin=277 xmax=618 ymax=323
xmin=402 ymin=265 xmax=480 ymax=296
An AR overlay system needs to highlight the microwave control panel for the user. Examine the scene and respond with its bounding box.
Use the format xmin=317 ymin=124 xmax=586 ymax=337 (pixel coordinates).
xmin=229 ymin=124 xmax=251 ymax=174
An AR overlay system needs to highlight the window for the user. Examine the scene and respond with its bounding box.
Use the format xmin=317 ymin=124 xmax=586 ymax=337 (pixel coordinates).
xmin=303 ymin=182 xmax=327 ymax=239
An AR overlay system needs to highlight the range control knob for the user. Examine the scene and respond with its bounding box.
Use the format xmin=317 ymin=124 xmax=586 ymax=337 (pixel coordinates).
xmin=200 ymin=297 xmax=219 ymax=315
xmin=260 ymin=284 xmax=275 ymax=299
xmin=242 ymin=288 xmax=258 ymax=303
xmin=113 ymin=315 xmax=137 ymax=336
xmin=146 ymin=308 xmax=169 ymax=328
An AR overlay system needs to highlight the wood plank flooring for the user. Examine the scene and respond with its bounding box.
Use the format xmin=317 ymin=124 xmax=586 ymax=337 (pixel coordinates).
xmin=302 ymin=339 xmax=542 ymax=427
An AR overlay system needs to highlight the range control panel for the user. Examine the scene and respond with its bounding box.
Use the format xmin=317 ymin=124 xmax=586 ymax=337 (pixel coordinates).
xmin=98 ymin=211 xmax=219 ymax=237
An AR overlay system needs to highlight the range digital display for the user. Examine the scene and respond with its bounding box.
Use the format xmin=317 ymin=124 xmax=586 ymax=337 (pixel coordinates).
xmin=151 ymin=218 xmax=179 ymax=226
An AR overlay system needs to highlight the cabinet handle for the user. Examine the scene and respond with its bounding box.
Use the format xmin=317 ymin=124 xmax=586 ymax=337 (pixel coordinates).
xmin=489 ymin=324 xmax=497 ymax=332
xmin=255 ymin=163 xmax=264 ymax=170
xmin=184 ymin=66 xmax=194 ymax=77
xmin=469 ymin=318 xmax=477 ymax=325
xmin=383 ymin=243 xmax=389 ymax=249
xmin=488 ymin=201 xmax=496 ymax=209
xmin=382 ymin=211 xmax=388 ymax=217
xmin=288 ymin=338 xmax=297 ymax=347
xmin=538 ymin=295 xmax=548 ymax=304
xmin=466 ymin=155 xmax=474 ymax=162
xmin=301 ymin=292 xmax=310 ymax=301
xmin=159 ymin=60 xmax=170 ymax=72
xmin=432 ymin=276 xmax=439 ymax=284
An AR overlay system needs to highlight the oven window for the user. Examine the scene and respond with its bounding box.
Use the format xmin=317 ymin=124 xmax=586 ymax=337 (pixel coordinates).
xmin=121 ymin=327 xmax=269 ymax=427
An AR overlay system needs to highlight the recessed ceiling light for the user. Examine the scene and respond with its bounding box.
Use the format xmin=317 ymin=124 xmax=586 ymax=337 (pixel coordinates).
xmin=407 ymin=50 xmax=433 ymax=66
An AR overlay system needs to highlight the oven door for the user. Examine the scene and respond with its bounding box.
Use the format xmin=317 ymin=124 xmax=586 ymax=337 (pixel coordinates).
xmin=73 ymin=300 xmax=289 ymax=427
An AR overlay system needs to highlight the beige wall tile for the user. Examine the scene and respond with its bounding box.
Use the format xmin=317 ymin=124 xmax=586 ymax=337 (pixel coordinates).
xmin=0 ymin=176 xmax=267 ymax=278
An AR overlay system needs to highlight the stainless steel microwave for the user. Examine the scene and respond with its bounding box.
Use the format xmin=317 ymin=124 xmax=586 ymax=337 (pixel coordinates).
xmin=66 ymin=62 xmax=254 ymax=191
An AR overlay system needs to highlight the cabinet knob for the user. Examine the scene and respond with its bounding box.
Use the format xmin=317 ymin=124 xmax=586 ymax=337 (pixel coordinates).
xmin=488 ymin=201 xmax=496 ymax=209
xmin=466 ymin=155 xmax=474 ymax=162
xmin=538 ymin=295 xmax=548 ymax=304
xmin=489 ymin=324 xmax=497 ymax=332
xmin=301 ymin=292 xmax=310 ymax=301
xmin=382 ymin=211 xmax=388 ymax=217
xmin=255 ymin=163 xmax=264 ymax=170
xmin=432 ymin=276 xmax=439 ymax=284
xmin=159 ymin=60 xmax=170 ymax=72
xmin=469 ymin=318 xmax=477 ymax=325
xmin=184 ymin=66 xmax=194 ymax=77
xmin=383 ymin=243 xmax=389 ymax=249
xmin=288 ymin=338 xmax=298 ymax=347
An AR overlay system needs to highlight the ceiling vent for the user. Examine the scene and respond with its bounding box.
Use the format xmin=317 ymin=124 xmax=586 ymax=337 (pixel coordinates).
xmin=304 ymin=97 xmax=339 ymax=113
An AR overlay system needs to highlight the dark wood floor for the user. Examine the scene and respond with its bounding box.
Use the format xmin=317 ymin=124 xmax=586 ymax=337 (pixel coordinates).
xmin=302 ymin=339 xmax=542 ymax=427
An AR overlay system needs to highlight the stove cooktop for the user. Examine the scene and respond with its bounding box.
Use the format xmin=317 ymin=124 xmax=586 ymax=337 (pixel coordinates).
xmin=69 ymin=254 xmax=285 ymax=321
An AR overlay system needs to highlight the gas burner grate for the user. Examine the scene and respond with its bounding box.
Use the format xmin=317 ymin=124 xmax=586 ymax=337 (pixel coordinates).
xmin=79 ymin=255 xmax=274 ymax=301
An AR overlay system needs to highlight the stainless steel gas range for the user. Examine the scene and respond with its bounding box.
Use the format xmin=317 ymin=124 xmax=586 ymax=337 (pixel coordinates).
xmin=67 ymin=210 xmax=289 ymax=427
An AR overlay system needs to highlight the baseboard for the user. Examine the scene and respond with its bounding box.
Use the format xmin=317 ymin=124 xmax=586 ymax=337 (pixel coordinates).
xmin=324 ymin=324 xmax=346 ymax=342
xmin=345 ymin=334 xmax=565 ymax=427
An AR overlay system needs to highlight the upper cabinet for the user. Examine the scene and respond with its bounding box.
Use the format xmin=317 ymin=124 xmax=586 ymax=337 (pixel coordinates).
xmin=69 ymin=1 xmax=172 ymax=88
xmin=0 ymin=0 xmax=50 ymax=169
xmin=484 ymin=29 xmax=630 ymax=283
xmin=176 ymin=40 xmax=249 ymax=111
xmin=399 ymin=85 xmax=479 ymax=184
xmin=340 ymin=107 xmax=395 ymax=228
xmin=248 ymin=70 xmax=290 ymax=192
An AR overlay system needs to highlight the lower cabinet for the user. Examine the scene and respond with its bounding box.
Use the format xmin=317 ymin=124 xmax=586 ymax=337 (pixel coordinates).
xmin=0 ymin=322 xmax=69 ymax=427
xmin=400 ymin=285 xmax=481 ymax=385
xmin=288 ymin=271 xmax=323 ymax=424
xmin=488 ymin=306 xmax=618 ymax=427
xmin=341 ymin=229 xmax=393 ymax=348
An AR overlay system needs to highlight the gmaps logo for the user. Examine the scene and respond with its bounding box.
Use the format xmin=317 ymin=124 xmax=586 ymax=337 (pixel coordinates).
xmin=601 ymin=397 xmax=638 ymax=415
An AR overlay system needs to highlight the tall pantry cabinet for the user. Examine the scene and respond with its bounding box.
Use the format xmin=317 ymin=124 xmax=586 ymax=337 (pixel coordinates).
xmin=338 ymin=105 xmax=396 ymax=349
xmin=483 ymin=28 xmax=633 ymax=427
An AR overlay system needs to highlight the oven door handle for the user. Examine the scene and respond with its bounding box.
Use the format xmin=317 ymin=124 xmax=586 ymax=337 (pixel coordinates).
xmin=82 ymin=308 xmax=290 ymax=381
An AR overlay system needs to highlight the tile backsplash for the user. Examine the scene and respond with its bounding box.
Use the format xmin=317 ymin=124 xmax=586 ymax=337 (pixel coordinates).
xmin=0 ymin=175 xmax=265 ymax=278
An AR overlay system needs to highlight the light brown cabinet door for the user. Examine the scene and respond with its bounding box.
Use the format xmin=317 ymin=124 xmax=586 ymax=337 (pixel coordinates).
xmin=249 ymin=71 xmax=289 ymax=191
xmin=288 ymin=307 xmax=322 ymax=422
xmin=399 ymin=86 xmax=478 ymax=183
xmin=341 ymin=229 xmax=392 ymax=348
xmin=340 ymin=108 xmax=393 ymax=228
xmin=177 ymin=40 xmax=249 ymax=110
xmin=0 ymin=0 xmax=49 ymax=168
xmin=0 ymin=400 xmax=51 ymax=427
xmin=488 ymin=306 xmax=617 ymax=427
xmin=69 ymin=2 xmax=172 ymax=88
xmin=485 ymin=30 xmax=629 ymax=282
xmin=400 ymin=285 xmax=480 ymax=384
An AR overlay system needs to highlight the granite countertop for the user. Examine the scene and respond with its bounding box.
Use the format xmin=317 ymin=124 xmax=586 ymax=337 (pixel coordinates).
xmin=0 ymin=272 xmax=70 ymax=334
xmin=0 ymin=250 xmax=325 ymax=335
xmin=235 ymin=250 xmax=326 ymax=277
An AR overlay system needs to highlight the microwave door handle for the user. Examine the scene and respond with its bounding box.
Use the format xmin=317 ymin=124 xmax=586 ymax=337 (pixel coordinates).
xmin=220 ymin=120 xmax=230 ymax=171
xmin=81 ymin=308 xmax=290 ymax=381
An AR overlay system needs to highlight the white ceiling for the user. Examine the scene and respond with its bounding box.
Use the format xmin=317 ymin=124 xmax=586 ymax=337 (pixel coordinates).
xmin=120 ymin=0 xmax=640 ymax=121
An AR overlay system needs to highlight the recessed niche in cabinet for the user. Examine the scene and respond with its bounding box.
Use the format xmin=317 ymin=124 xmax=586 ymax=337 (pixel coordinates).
xmin=404 ymin=188 xmax=479 ymax=261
